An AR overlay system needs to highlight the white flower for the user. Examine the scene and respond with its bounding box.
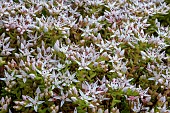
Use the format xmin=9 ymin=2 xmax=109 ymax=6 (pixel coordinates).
xmin=148 ymin=71 xmax=162 ymax=85
xmin=137 ymin=86 xmax=150 ymax=99
xmin=1 ymin=42 xmax=15 ymax=56
xmin=108 ymin=54 xmax=123 ymax=63
xmin=54 ymin=62 xmax=66 ymax=71
xmin=0 ymin=96 xmax=11 ymax=111
xmin=157 ymin=103 xmax=170 ymax=113
xmin=62 ymin=70 xmax=79 ymax=86
xmin=80 ymin=26 xmax=93 ymax=37
xmin=49 ymin=90 xmax=71 ymax=107
xmin=110 ymin=78 xmax=120 ymax=90
xmin=75 ymin=57 xmax=91 ymax=70
xmin=25 ymin=95 xmax=44 ymax=112
xmin=96 ymin=39 xmax=111 ymax=53
xmin=0 ymin=70 xmax=15 ymax=86
xmin=54 ymin=40 xmax=69 ymax=53
xmin=36 ymin=60 xmax=52 ymax=78
xmin=109 ymin=60 xmax=128 ymax=76
xmin=79 ymin=89 xmax=94 ymax=101
xmin=15 ymin=69 xmax=35 ymax=83
xmin=51 ymin=71 xmax=63 ymax=90
xmin=158 ymin=95 xmax=166 ymax=105
xmin=131 ymin=99 xmax=142 ymax=112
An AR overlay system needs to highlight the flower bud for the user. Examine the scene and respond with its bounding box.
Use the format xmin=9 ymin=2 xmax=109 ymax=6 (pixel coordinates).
xmin=14 ymin=101 xmax=20 ymax=105
xmin=5 ymin=87 xmax=8 ymax=91
xmin=66 ymin=38 xmax=71 ymax=44
xmin=4 ymin=24 xmax=9 ymax=28
xmin=17 ymin=27 xmax=21 ymax=32
xmin=13 ymin=106 xmax=21 ymax=110
xmin=80 ymin=40 xmax=85 ymax=44
xmin=9 ymin=85 xmax=12 ymax=88
xmin=11 ymin=10 xmax=16 ymax=14
xmin=104 ymin=109 xmax=109 ymax=113
xmin=45 ymin=92 xmax=48 ymax=96
xmin=97 ymin=108 xmax=103 ymax=113
xmin=49 ymin=9 xmax=53 ymax=14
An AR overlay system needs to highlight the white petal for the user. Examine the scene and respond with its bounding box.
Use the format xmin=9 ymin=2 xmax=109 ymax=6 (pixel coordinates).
xmin=109 ymin=70 xmax=115 ymax=72
xmin=84 ymin=66 xmax=91 ymax=70
xmin=66 ymin=98 xmax=71 ymax=102
xmin=141 ymin=51 xmax=147 ymax=57
xmin=9 ymin=109 xmax=12 ymax=113
xmin=98 ymin=108 xmax=103 ymax=113
xmin=23 ymin=78 xmax=27 ymax=83
xmin=1 ymin=97 xmax=5 ymax=104
xmin=29 ymin=74 xmax=35 ymax=79
xmin=34 ymin=105 xmax=38 ymax=112
xmin=148 ymin=77 xmax=155 ymax=80
xmin=75 ymin=60 xmax=81 ymax=65
xmin=4 ymin=37 xmax=10 ymax=43
xmin=60 ymin=100 xmax=64 ymax=107
xmin=37 ymin=101 xmax=44 ymax=105
xmin=21 ymin=43 xmax=25 ymax=49
xmin=78 ymin=67 xmax=83 ymax=70
xmin=36 ymin=87 xmax=41 ymax=95
xmin=120 ymin=50 xmax=125 ymax=56
xmin=15 ymin=75 xmax=23 ymax=78
xmin=27 ymin=96 xmax=35 ymax=103
xmin=54 ymin=96 xmax=61 ymax=100
xmin=25 ymin=103 xmax=33 ymax=107
xmin=48 ymin=98 xmax=53 ymax=101
xmin=74 ymin=107 xmax=77 ymax=113
xmin=54 ymin=40 xmax=60 ymax=52
xmin=71 ymin=97 xmax=77 ymax=102
xmin=89 ymin=104 xmax=94 ymax=108
xmin=3 ymin=104 xmax=7 ymax=110
xmin=0 ymin=78 xmax=6 ymax=81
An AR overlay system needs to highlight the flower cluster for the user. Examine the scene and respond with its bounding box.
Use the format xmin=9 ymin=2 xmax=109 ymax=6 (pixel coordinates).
xmin=0 ymin=0 xmax=170 ymax=112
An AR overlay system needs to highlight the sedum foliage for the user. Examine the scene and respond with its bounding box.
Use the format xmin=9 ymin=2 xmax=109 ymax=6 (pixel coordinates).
xmin=0 ymin=0 xmax=170 ymax=113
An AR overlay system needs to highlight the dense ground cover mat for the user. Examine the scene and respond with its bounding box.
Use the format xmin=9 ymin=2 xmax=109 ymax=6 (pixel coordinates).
xmin=0 ymin=0 xmax=170 ymax=113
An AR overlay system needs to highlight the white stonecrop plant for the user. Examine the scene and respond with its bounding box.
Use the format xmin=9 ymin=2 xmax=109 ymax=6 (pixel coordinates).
xmin=0 ymin=0 xmax=170 ymax=112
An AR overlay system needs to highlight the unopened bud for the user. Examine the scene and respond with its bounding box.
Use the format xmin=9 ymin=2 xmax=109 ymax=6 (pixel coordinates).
xmin=17 ymin=27 xmax=21 ymax=32
xmin=66 ymin=38 xmax=71 ymax=44
xmin=92 ymin=107 xmax=96 ymax=112
xmin=11 ymin=81 xmax=16 ymax=85
xmin=45 ymin=92 xmax=48 ymax=96
xmin=104 ymin=109 xmax=109 ymax=113
xmin=98 ymin=108 xmax=103 ymax=113
xmin=11 ymin=10 xmax=15 ymax=14
xmin=13 ymin=106 xmax=20 ymax=110
xmin=9 ymin=84 xmax=12 ymax=88
xmin=80 ymin=40 xmax=85 ymax=44
xmin=5 ymin=87 xmax=8 ymax=91
xmin=4 ymin=24 xmax=9 ymax=28
xmin=14 ymin=101 xmax=20 ymax=105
